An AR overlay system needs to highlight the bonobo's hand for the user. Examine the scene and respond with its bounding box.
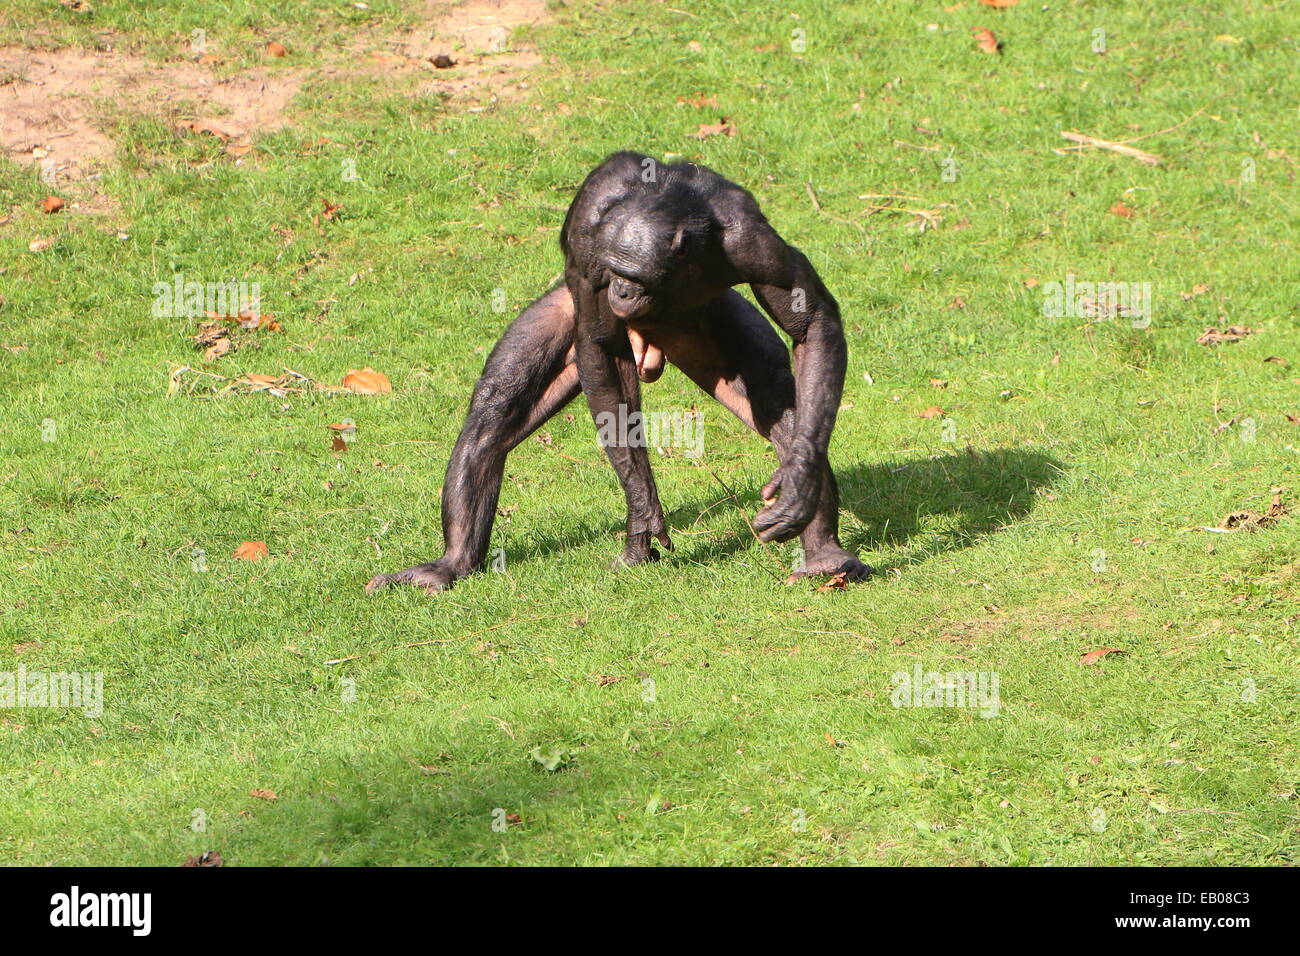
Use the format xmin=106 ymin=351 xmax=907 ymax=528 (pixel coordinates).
xmin=614 ymin=517 xmax=673 ymax=568
xmin=752 ymin=455 xmax=821 ymax=542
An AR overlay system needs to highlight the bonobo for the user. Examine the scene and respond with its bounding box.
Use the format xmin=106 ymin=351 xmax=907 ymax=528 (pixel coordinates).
xmin=367 ymin=151 xmax=870 ymax=593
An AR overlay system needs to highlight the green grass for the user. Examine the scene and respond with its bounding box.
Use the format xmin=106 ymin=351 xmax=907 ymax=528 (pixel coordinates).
xmin=1 ymin=0 xmax=1298 ymax=865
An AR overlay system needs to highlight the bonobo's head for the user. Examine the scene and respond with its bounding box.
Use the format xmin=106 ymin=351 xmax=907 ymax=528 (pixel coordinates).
xmin=598 ymin=195 xmax=714 ymax=321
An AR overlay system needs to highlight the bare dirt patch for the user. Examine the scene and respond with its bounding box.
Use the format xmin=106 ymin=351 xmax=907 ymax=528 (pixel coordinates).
xmin=0 ymin=0 xmax=548 ymax=185
xmin=381 ymin=0 xmax=547 ymax=103
xmin=0 ymin=49 xmax=301 ymax=180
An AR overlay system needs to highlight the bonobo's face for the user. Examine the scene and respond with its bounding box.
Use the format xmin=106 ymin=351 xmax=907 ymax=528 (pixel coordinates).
xmin=598 ymin=208 xmax=699 ymax=321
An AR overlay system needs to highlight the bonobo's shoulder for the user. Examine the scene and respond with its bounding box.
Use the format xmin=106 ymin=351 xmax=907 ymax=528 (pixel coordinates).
xmin=659 ymin=161 xmax=770 ymax=233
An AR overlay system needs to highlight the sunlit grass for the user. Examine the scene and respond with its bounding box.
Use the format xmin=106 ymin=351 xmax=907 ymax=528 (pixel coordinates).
xmin=0 ymin=0 xmax=1297 ymax=865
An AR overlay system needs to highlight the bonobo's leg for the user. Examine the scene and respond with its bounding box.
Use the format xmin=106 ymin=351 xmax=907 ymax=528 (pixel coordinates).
xmin=568 ymin=271 xmax=672 ymax=568
xmin=366 ymin=286 xmax=579 ymax=593
xmin=658 ymin=290 xmax=871 ymax=581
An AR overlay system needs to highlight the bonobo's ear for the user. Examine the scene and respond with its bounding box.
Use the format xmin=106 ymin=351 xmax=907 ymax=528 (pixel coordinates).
xmin=670 ymin=226 xmax=691 ymax=258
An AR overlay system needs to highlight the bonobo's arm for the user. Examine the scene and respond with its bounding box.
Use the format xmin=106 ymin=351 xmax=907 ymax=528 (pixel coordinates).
xmin=720 ymin=191 xmax=847 ymax=543
xmin=562 ymin=154 xmax=674 ymax=563
xmin=567 ymin=264 xmax=672 ymax=563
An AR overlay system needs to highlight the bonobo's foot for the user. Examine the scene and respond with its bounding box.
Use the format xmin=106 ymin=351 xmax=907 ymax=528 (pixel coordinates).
xmin=366 ymin=561 xmax=459 ymax=594
xmin=611 ymin=528 xmax=673 ymax=569
xmin=788 ymin=546 xmax=873 ymax=584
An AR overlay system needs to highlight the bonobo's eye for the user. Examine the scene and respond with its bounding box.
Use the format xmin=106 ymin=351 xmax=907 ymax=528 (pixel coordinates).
xmin=670 ymin=227 xmax=691 ymax=258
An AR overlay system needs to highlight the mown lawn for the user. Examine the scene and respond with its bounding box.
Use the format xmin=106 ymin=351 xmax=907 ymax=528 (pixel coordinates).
xmin=1 ymin=0 xmax=1297 ymax=865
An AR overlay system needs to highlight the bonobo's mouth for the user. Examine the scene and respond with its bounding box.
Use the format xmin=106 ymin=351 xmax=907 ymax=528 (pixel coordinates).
xmin=607 ymin=274 xmax=653 ymax=320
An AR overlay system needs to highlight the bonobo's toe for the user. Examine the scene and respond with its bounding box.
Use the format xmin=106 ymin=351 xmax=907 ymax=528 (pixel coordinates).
xmin=612 ymin=546 xmax=660 ymax=570
xmin=366 ymin=562 xmax=456 ymax=594
xmin=789 ymin=548 xmax=873 ymax=584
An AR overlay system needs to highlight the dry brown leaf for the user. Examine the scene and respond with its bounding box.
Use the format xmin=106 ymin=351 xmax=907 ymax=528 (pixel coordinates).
xmin=918 ymin=405 xmax=944 ymax=419
xmin=176 ymin=118 xmax=244 ymax=142
xmin=1109 ymin=200 xmax=1135 ymax=218
xmin=28 ymin=237 xmax=54 ymax=252
xmin=202 ymin=337 xmax=232 ymax=362
xmin=678 ymin=93 xmax=719 ymax=108
xmin=249 ymin=788 xmax=278 ymax=800
xmin=1197 ymin=325 xmax=1254 ymax=346
xmin=1263 ymin=355 xmax=1288 ymax=367
xmin=194 ymin=322 xmax=234 ymax=362
xmin=205 ymin=310 xmax=282 ymax=333
xmin=817 ymin=572 xmax=850 ymax=592
xmin=342 ymin=367 xmax=393 ymax=395
xmin=1179 ymin=283 xmax=1210 ymax=300
xmin=193 ymin=322 xmax=222 ymax=343
xmin=693 ymin=117 xmax=735 ymax=139
xmin=234 ymin=541 xmax=269 ymax=561
xmin=979 ymin=0 xmax=1018 ymax=5
xmin=1219 ymin=490 xmax=1288 ymax=531
xmin=973 ymin=27 xmax=1000 ymax=53
xmin=238 ymin=311 xmax=281 ymax=332
xmin=40 ymin=195 xmax=65 ymax=214
xmin=313 ymin=199 xmax=343 ymax=226
xmin=1080 ymin=647 xmax=1124 ymax=665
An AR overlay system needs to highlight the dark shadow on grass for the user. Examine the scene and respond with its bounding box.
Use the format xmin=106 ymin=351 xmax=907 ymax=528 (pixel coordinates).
xmin=839 ymin=446 xmax=1065 ymax=569
xmin=245 ymin=752 xmax=672 ymax=866
xmin=505 ymin=446 xmax=1065 ymax=576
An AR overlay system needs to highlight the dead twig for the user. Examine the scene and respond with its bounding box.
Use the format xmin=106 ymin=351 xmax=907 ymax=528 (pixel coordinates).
xmin=1057 ymin=130 xmax=1163 ymax=166
xmin=708 ymin=469 xmax=786 ymax=582
xmin=893 ymin=139 xmax=940 ymax=153
xmin=804 ymin=182 xmax=866 ymax=234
